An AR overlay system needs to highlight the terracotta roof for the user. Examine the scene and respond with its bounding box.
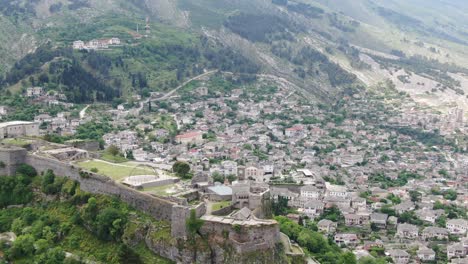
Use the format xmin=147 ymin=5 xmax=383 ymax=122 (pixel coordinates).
xmin=176 ymin=131 xmax=201 ymax=139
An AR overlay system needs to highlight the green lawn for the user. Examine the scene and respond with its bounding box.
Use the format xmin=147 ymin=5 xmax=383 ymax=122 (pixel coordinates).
xmin=2 ymin=138 xmax=33 ymax=147
xmin=76 ymin=160 xmax=155 ymax=181
xmin=212 ymin=201 xmax=231 ymax=211
xmin=101 ymin=152 xmax=128 ymax=163
xmin=142 ymin=184 xmax=178 ymax=196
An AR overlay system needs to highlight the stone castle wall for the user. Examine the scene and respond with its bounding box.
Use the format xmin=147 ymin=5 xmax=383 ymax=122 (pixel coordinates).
xmin=24 ymin=154 xmax=176 ymax=222
xmin=171 ymin=202 xmax=206 ymax=238
xmin=0 ymin=146 xmax=27 ymax=176
xmin=200 ymin=216 xmax=280 ymax=254
xmin=0 ymin=148 xmax=282 ymax=263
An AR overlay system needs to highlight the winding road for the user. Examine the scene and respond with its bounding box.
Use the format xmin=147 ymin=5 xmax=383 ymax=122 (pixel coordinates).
xmin=79 ymin=105 xmax=90 ymax=119
xmin=136 ymin=70 xmax=218 ymax=113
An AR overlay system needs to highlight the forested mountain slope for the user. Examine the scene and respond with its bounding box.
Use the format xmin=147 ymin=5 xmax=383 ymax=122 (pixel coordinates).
xmin=0 ymin=0 xmax=467 ymax=109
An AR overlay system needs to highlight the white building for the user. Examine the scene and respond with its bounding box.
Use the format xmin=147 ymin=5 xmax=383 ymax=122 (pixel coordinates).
xmin=0 ymin=121 xmax=40 ymax=138
xmin=73 ymin=40 xmax=85 ymax=50
xmin=26 ymin=87 xmax=43 ymax=97
xmin=446 ymin=219 xmax=467 ymax=235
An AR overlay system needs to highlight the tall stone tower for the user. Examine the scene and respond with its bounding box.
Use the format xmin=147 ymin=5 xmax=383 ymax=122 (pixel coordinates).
xmin=0 ymin=146 xmax=27 ymax=176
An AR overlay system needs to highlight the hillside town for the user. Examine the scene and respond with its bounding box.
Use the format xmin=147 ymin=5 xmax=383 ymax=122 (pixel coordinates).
xmin=0 ymin=73 xmax=467 ymax=263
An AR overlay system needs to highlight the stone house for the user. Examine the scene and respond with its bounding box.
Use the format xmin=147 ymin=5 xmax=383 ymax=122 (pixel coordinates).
xmin=323 ymin=196 xmax=351 ymax=211
xmin=446 ymin=219 xmax=467 ymax=235
xmin=447 ymin=243 xmax=466 ymax=259
xmin=325 ymin=183 xmax=348 ymax=198
xmin=417 ymin=247 xmax=436 ymax=262
xmin=26 ymin=87 xmax=43 ymax=97
xmin=245 ymin=165 xmax=265 ymax=182
xmin=396 ymin=223 xmax=419 ymax=239
xmin=221 ymin=160 xmax=238 ymax=176
xmin=387 ymin=249 xmax=410 ymax=264
xmin=370 ymin=213 xmax=388 ymax=228
xmin=416 ymin=209 xmax=444 ymax=224
xmin=34 ymin=114 xmax=52 ymax=123
xmin=351 ymin=196 xmax=366 ymax=209
xmin=344 ymin=213 xmax=370 ymax=227
xmin=317 ymin=219 xmax=337 ymax=234
xmin=300 ymin=185 xmax=321 ymax=199
xmin=302 ymin=200 xmax=324 ymax=218
xmin=394 ymin=201 xmax=415 ymax=214
xmin=334 ymin=233 xmax=359 ymax=247
xmin=422 ymin=226 xmax=449 ymax=240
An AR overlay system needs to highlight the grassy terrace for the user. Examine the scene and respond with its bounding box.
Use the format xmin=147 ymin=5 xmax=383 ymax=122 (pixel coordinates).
xmin=212 ymin=201 xmax=231 ymax=211
xmin=2 ymin=138 xmax=33 ymax=147
xmin=142 ymin=184 xmax=180 ymax=197
xmin=76 ymin=160 xmax=156 ymax=181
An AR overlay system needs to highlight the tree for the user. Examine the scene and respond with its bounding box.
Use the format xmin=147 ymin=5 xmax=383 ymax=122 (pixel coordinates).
xmin=42 ymin=170 xmax=57 ymax=194
xmin=9 ymin=234 xmax=35 ymax=258
xmin=36 ymin=247 xmax=66 ymax=264
xmin=172 ymin=161 xmax=191 ymax=179
xmin=409 ymin=190 xmax=422 ymax=202
xmin=95 ymin=207 xmax=127 ymax=241
xmin=186 ymin=209 xmax=204 ymax=236
xmin=272 ymin=196 xmax=289 ymax=216
xmin=358 ymin=256 xmax=387 ymax=264
xmin=211 ymin=172 xmax=224 ymax=183
xmin=320 ymin=206 xmax=343 ymax=222
xmin=339 ymin=252 xmax=357 ymax=264
xmin=16 ymin=164 xmax=37 ymax=178
xmin=106 ymin=145 xmax=120 ymax=156
xmin=443 ymin=189 xmax=457 ymax=201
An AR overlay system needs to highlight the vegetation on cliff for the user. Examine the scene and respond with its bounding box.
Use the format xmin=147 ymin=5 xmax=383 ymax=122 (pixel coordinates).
xmin=0 ymin=165 xmax=173 ymax=264
xmin=275 ymin=216 xmax=358 ymax=264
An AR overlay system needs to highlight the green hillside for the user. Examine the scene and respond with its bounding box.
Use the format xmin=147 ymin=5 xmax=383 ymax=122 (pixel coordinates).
xmin=0 ymin=166 xmax=173 ymax=264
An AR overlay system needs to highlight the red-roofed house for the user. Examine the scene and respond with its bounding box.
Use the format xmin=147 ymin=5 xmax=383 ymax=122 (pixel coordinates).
xmin=285 ymin=125 xmax=305 ymax=137
xmin=175 ymin=131 xmax=203 ymax=145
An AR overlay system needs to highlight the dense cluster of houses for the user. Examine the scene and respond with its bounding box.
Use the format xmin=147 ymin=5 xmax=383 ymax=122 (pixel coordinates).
xmin=6 ymin=73 xmax=467 ymax=263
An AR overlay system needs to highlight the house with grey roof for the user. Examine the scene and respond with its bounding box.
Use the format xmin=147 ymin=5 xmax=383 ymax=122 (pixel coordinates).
xmin=302 ymin=200 xmax=324 ymax=218
xmin=334 ymin=233 xmax=359 ymax=247
xmin=393 ymin=201 xmax=415 ymax=214
xmin=447 ymin=243 xmax=467 ymax=259
xmin=422 ymin=226 xmax=449 ymax=240
xmin=417 ymin=247 xmax=435 ymax=262
xmin=387 ymin=249 xmax=410 ymax=264
xmin=396 ymin=223 xmax=419 ymax=239
xmin=317 ymin=219 xmax=337 ymax=234
xmin=415 ymin=209 xmax=444 ymax=224
xmin=300 ymin=185 xmax=322 ymax=199
xmin=370 ymin=213 xmax=388 ymax=228
xmin=446 ymin=219 xmax=467 ymax=235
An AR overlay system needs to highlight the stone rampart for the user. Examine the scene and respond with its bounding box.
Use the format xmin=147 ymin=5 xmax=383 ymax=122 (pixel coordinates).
xmin=25 ymin=154 xmax=176 ymax=221
xmin=0 ymin=146 xmax=27 ymax=176
xmin=0 ymin=147 xmax=283 ymax=262
xmin=200 ymin=215 xmax=280 ymax=254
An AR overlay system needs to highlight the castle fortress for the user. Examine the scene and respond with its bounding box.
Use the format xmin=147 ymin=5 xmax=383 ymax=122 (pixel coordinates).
xmin=0 ymin=144 xmax=280 ymax=263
